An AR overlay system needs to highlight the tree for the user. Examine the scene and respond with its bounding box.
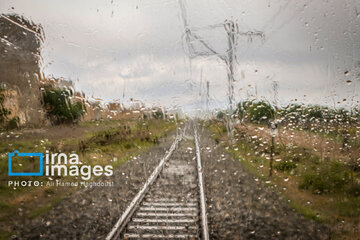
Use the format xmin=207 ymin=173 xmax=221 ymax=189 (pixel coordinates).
xmin=236 ymin=100 xmax=275 ymax=124
xmin=152 ymin=109 xmax=163 ymax=119
xmin=248 ymin=101 xmax=275 ymax=123
xmin=42 ymin=88 xmax=85 ymax=124
xmin=216 ymin=111 xmax=224 ymax=119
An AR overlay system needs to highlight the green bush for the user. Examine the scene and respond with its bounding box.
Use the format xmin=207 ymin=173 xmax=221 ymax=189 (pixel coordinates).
xmin=152 ymin=109 xmax=163 ymax=119
xmin=335 ymin=196 xmax=360 ymax=217
xmin=5 ymin=117 xmax=19 ymax=130
xmin=304 ymin=105 xmax=323 ymax=121
xmin=293 ymin=148 xmax=321 ymax=164
xmin=236 ymin=100 xmax=275 ymax=123
xmin=42 ymin=88 xmax=85 ymax=125
xmin=236 ymin=101 xmax=360 ymax=125
xmin=347 ymin=183 xmax=360 ymax=197
xmin=248 ymin=101 xmax=275 ymax=123
xmin=251 ymin=156 xmax=264 ymax=164
xmin=274 ymin=160 xmax=297 ymax=171
xmin=216 ymin=111 xmax=224 ymax=119
xmin=299 ymin=162 xmax=352 ymax=194
xmin=236 ymin=101 xmax=252 ymax=120
xmin=279 ymin=104 xmax=359 ymax=125
xmin=124 ymin=142 xmax=134 ymax=149
xmin=0 ymin=87 xmax=19 ymax=131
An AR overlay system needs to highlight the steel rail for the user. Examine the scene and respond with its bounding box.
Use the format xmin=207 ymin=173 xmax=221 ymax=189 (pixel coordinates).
xmin=194 ymin=125 xmax=209 ymax=240
xmin=105 ymin=133 xmax=181 ymax=240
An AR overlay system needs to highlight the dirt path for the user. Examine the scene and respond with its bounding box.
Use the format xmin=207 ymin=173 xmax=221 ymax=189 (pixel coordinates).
xmin=199 ymin=125 xmax=329 ymax=240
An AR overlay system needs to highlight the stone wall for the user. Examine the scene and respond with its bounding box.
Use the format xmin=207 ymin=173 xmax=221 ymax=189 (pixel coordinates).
xmin=0 ymin=14 xmax=46 ymax=127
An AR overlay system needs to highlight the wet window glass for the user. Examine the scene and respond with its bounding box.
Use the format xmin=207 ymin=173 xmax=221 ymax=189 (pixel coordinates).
xmin=0 ymin=1 xmax=359 ymax=239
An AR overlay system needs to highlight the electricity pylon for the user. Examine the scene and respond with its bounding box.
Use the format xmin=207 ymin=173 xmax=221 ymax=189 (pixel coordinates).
xmin=206 ymin=80 xmax=209 ymax=112
xmin=178 ymin=0 xmax=264 ymax=134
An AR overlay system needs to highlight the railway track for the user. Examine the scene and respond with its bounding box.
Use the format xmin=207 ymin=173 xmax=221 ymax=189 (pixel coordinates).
xmin=106 ymin=123 xmax=209 ymax=239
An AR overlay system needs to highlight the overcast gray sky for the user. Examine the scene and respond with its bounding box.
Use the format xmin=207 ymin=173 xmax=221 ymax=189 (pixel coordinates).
xmin=1 ymin=0 xmax=359 ymax=112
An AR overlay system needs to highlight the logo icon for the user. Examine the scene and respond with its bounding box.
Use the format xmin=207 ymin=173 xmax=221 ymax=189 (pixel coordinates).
xmin=8 ymin=150 xmax=43 ymax=176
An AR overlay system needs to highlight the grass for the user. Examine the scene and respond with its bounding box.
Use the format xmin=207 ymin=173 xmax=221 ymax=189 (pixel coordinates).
xmin=28 ymin=196 xmax=62 ymax=219
xmin=206 ymin=120 xmax=360 ymax=239
xmin=288 ymin=200 xmax=323 ymax=222
xmin=0 ymin=229 xmax=13 ymax=240
xmin=298 ymin=161 xmax=357 ymax=196
xmin=0 ymin=118 xmax=177 ymax=237
xmin=308 ymin=125 xmax=359 ymax=149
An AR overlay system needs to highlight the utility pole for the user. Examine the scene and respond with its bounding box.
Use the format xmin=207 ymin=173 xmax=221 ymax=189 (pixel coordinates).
xmin=269 ymin=120 xmax=278 ymax=176
xmin=272 ymin=80 xmax=279 ymax=118
xmin=178 ymin=1 xmax=264 ymax=134
xmin=269 ymin=135 xmax=274 ymax=176
xmin=269 ymin=81 xmax=279 ymax=176
xmin=206 ymin=81 xmax=209 ymax=112
xmin=224 ymin=20 xmax=236 ymax=135
xmin=224 ymin=20 xmax=236 ymax=114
